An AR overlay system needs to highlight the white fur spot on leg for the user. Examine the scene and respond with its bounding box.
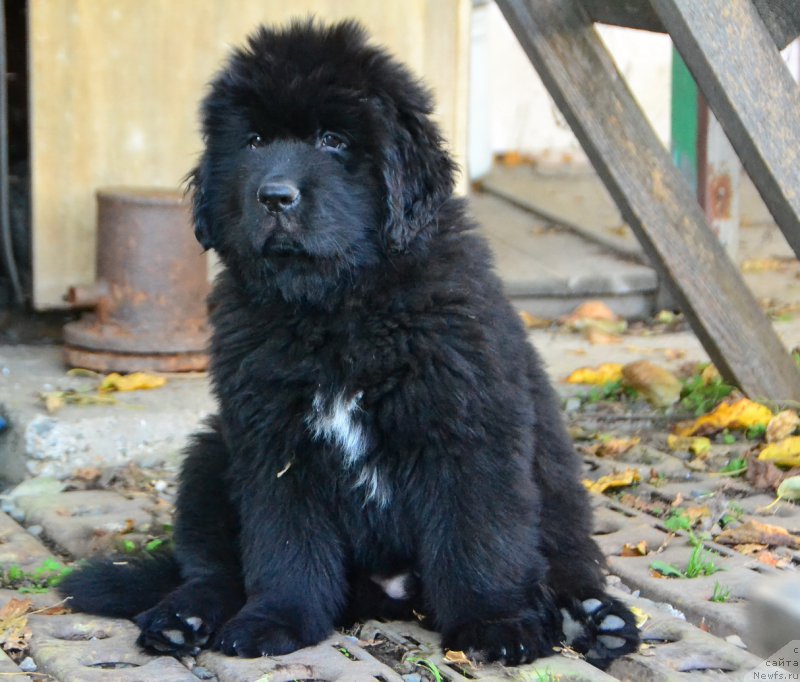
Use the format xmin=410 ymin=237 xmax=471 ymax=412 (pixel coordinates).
xmin=307 ymin=390 xmax=367 ymax=465
xmin=373 ymin=573 xmax=410 ymax=600
xmin=581 ymin=598 xmax=603 ymax=615
xmin=600 ymin=614 xmax=625 ymax=631
xmin=560 ymin=608 xmax=583 ymax=645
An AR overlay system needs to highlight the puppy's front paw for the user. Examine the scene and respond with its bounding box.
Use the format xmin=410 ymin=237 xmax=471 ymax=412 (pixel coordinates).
xmin=442 ymin=610 xmax=561 ymax=666
xmin=561 ymin=595 xmax=639 ymax=668
xmin=214 ymin=615 xmax=303 ymax=658
xmin=134 ymin=579 xmax=243 ymax=656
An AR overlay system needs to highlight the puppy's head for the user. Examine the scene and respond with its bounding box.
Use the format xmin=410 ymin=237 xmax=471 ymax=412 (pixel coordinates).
xmin=189 ymin=19 xmax=456 ymax=303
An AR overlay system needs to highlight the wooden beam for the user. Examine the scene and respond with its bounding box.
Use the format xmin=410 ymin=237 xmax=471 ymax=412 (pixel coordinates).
xmin=580 ymin=0 xmax=800 ymax=48
xmin=495 ymin=0 xmax=800 ymax=401
xmin=651 ymin=0 xmax=800 ymax=260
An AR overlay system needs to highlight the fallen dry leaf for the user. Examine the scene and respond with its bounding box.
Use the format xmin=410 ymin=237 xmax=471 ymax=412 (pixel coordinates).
xmin=629 ymin=606 xmax=649 ymax=628
xmin=585 ymin=326 xmax=622 ymax=345
xmin=685 ymin=506 xmax=711 ymax=524
xmin=667 ymin=434 xmax=711 ymax=457
xmin=0 ymin=597 xmax=32 ymax=655
xmin=99 ymin=372 xmax=167 ymax=393
xmin=518 ymin=311 xmax=551 ymax=330
xmin=584 ymin=437 xmax=640 ymax=458
xmin=564 ymin=363 xmax=623 ymax=385
xmin=675 ymin=398 xmax=773 ymax=437
xmin=562 ymin=300 xmax=619 ymax=324
xmin=757 ymin=550 xmax=791 ymax=569
xmin=621 ymin=541 xmax=648 ymax=557
xmin=444 ymin=650 xmax=473 ymax=666
xmin=746 ymin=456 xmax=787 ymax=491
xmin=766 ymin=410 xmax=800 ymax=443
xmin=741 ymin=257 xmax=792 ymax=273
xmin=714 ymin=520 xmax=799 ymax=548
xmin=733 ymin=543 xmax=768 ymax=555
xmin=758 ymin=436 xmax=800 ymax=467
xmin=623 ymin=360 xmax=682 ymax=407
xmin=40 ymin=390 xmax=117 ymax=413
xmin=583 ymin=467 xmax=641 ymax=494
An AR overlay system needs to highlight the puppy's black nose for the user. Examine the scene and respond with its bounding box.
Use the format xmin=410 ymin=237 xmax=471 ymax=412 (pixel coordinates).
xmin=257 ymin=181 xmax=300 ymax=213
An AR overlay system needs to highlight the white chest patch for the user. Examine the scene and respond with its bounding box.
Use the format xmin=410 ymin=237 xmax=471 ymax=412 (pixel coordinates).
xmin=307 ymin=390 xmax=367 ymax=465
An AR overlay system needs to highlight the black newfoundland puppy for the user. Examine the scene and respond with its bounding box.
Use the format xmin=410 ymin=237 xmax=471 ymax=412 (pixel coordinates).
xmin=61 ymin=19 xmax=639 ymax=668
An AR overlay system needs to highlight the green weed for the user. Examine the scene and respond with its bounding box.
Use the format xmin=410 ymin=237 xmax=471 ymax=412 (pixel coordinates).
xmin=2 ymin=558 xmax=73 ymax=592
xmin=710 ymin=581 xmax=731 ymax=603
xmin=405 ymin=656 xmax=443 ymax=682
xmin=650 ymin=543 xmax=722 ymax=579
xmin=681 ymin=369 xmax=735 ymax=416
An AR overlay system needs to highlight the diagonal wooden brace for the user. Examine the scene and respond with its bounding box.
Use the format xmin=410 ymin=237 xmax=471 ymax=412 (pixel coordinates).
xmin=651 ymin=0 xmax=800 ymax=259
xmin=495 ymin=0 xmax=800 ymax=401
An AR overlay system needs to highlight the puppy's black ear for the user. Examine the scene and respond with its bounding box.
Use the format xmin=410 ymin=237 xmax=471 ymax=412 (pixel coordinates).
xmin=381 ymin=103 xmax=457 ymax=254
xmin=186 ymin=157 xmax=214 ymax=251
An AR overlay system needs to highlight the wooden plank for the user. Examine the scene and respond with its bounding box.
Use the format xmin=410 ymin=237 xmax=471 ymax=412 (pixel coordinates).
xmin=650 ymin=0 xmax=800 ymax=260
xmin=580 ymin=0 xmax=800 ymax=48
xmin=495 ymin=0 xmax=800 ymax=401
xmin=29 ymin=0 xmax=469 ymax=308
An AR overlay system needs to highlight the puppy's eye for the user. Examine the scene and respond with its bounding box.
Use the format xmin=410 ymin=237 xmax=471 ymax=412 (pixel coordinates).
xmin=247 ymin=134 xmax=264 ymax=149
xmin=319 ymin=132 xmax=348 ymax=151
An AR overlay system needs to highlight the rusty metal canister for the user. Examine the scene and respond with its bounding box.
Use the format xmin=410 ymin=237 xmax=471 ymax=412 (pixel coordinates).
xmin=64 ymin=188 xmax=210 ymax=372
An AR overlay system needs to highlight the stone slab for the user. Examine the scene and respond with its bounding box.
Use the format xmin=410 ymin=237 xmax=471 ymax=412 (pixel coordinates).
xmin=13 ymin=490 xmax=168 ymax=557
xmin=27 ymin=613 xmax=196 ymax=682
xmin=0 ymin=345 xmax=213 ymax=482
xmin=0 ymin=509 xmax=58 ymax=570
xmin=198 ymin=632 xmax=404 ymax=682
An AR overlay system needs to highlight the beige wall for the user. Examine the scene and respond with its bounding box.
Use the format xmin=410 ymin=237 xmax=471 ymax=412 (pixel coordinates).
xmin=30 ymin=0 xmax=470 ymax=308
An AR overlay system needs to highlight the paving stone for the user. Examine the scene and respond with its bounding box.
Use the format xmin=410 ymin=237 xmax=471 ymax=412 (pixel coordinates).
xmin=13 ymin=490 xmax=165 ymax=557
xmin=27 ymin=613 xmax=195 ymax=682
xmin=356 ymin=619 xmax=616 ymax=681
xmin=198 ymin=631 xmax=405 ymax=682
xmin=607 ymin=590 xmax=762 ymax=681
xmin=0 ymin=510 xmax=58 ymax=569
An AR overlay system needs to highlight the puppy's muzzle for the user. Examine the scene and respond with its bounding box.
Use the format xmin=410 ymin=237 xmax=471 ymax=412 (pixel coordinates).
xmin=257 ymin=180 xmax=300 ymax=214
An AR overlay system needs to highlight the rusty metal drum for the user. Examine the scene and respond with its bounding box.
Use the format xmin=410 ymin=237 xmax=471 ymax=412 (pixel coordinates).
xmin=64 ymin=188 xmax=210 ymax=372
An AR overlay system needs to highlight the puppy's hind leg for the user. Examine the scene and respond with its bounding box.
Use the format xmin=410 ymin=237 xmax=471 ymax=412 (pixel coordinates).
xmin=135 ymin=419 xmax=245 ymax=655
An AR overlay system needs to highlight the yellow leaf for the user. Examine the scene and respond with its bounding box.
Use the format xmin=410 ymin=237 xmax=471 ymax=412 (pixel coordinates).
xmin=583 ymin=467 xmax=641 ymax=494
xmin=667 ymin=434 xmax=711 ymax=457
xmin=675 ymin=398 xmax=773 ymax=437
xmin=621 ymin=540 xmax=648 ymax=556
xmin=766 ymin=410 xmax=800 ymax=443
xmin=741 ymin=257 xmax=791 ymax=273
xmin=758 ymin=436 xmax=800 ymax=467
xmin=584 ymin=326 xmax=622 ymax=345
xmin=585 ymin=437 xmax=640 ymax=458
xmin=518 ymin=311 xmax=551 ymax=329
xmin=563 ymin=300 xmax=619 ymax=323
xmin=99 ymin=372 xmax=167 ymax=393
xmin=629 ymin=606 xmax=649 ymax=628
xmin=444 ymin=650 xmax=473 ymax=666
xmin=623 ymin=360 xmax=681 ymax=407
xmin=564 ymin=363 xmax=623 ymax=385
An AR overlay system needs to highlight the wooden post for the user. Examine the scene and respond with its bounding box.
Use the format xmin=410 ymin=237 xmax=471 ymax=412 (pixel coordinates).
xmin=495 ymin=0 xmax=800 ymax=401
xmin=651 ymin=0 xmax=800 ymax=258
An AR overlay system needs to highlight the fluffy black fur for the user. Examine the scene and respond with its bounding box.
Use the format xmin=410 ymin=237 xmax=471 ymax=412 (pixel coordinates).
xmin=60 ymin=19 xmax=639 ymax=667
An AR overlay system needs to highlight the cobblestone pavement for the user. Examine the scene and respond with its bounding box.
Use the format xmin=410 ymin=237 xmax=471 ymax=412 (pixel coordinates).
xmin=3 ymin=331 xmax=800 ymax=680
xmin=2 ymin=415 xmax=797 ymax=681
